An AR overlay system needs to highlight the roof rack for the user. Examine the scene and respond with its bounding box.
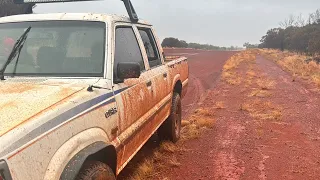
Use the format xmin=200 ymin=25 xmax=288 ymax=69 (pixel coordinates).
xmin=13 ymin=0 xmax=139 ymax=22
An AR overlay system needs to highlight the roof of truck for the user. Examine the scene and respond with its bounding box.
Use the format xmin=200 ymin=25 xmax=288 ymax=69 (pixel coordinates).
xmin=0 ymin=13 xmax=151 ymax=25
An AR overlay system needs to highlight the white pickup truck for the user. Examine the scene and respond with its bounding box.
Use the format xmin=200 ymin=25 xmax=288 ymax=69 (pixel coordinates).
xmin=0 ymin=0 xmax=188 ymax=179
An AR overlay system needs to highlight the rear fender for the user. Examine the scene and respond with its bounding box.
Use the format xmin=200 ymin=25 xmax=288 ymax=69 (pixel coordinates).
xmin=43 ymin=128 xmax=111 ymax=180
xmin=172 ymin=74 xmax=181 ymax=92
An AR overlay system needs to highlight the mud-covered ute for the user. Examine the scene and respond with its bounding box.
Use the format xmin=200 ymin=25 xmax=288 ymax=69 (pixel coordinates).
xmin=0 ymin=13 xmax=188 ymax=180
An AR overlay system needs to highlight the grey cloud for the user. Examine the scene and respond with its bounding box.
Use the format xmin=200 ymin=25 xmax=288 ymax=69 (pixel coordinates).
xmin=35 ymin=0 xmax=320 ymax=46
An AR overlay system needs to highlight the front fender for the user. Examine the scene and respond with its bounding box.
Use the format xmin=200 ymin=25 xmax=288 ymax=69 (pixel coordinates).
xmin=43 ymin=128 xmax=111 ymax=180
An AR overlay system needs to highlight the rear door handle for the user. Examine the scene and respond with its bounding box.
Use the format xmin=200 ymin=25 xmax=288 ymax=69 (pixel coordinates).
xmin=146 ymin=81 xmax=152 ymax=87
xmin=163 ymin=72 xmax=168 ymax=78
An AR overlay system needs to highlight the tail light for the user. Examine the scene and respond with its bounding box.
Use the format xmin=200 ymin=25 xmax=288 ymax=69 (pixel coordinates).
xmin=0 ymin=160 xmax=11 ymax=180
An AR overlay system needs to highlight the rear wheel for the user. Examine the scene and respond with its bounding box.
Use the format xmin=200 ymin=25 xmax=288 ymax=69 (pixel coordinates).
xmin=76 ymin=161 xmax=115 ymax=180
xmin=158 ymin=92 xmax=182 ymax=142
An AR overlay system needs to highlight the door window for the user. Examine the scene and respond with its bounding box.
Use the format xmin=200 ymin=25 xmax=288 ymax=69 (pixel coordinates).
xmin=114 ymin=26 xmax=145 ymax=79
xmin=138 ymin=28 xmax=161 ymax=68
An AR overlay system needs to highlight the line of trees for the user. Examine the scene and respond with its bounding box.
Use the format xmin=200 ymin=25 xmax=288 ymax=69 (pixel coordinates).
xmin=161 ymin=37 xmax=241 ymax=51
xmin=258 ymin=9 xmax=320 ymax=55
xmin=0 ymin=0 xmax=35 ymax=18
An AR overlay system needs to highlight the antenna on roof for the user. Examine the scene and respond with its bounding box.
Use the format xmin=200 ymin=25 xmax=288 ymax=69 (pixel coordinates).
xmin=121 ymin=0 xmax=138 ymax=22
xmin=13 ymin=0 xmax=139 ymax=23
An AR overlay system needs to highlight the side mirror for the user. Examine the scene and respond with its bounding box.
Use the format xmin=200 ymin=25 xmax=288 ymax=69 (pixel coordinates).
xmin=117 ymin=62 xmax=141 ymax=80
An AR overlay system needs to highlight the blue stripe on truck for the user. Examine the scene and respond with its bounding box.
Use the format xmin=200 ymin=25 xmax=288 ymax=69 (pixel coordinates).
xmin=0 ymin=87 xmax=129 ymax=158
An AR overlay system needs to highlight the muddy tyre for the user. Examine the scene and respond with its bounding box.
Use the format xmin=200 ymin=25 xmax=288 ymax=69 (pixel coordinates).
xmin=76 ymin=161 xmax=115 ymax=180
xmin=158 ymin=92 xmax=182 ymax=143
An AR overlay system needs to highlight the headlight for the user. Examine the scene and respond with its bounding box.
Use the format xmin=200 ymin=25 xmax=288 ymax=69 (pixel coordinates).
xmin=0 ymin=160 xmax=12 ymax=180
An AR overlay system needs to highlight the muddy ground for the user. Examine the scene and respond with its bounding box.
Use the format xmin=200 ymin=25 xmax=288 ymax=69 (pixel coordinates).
xmin=119 ymin=49 xmax=320 ymax=180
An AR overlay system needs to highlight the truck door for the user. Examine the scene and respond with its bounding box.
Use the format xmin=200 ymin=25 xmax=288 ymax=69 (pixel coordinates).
xmin=112 ymin=25 xmax=155 ymax=169
xmin=136 ymin=27 xmax=172 ymax=130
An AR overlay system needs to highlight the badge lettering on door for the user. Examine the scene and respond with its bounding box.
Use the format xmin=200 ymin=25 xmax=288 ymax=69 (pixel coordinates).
xmin=105 ymin=107 xmax=117 ymax=118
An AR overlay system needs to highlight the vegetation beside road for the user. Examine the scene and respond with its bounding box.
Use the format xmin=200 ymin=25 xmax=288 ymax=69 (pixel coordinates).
xmin=125 ymin=106 xmax=216 ymax=180
xmin=259 ymin=49 xmax=320 ymax=88
xmin=161 ymin=37 xmax=242 ymax=51
xmin=244 ymin=9 xmax=320 ymax=60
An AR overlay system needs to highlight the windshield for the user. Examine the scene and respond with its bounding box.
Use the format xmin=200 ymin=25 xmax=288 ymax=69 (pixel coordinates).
xmin=0 ymin=21 xmax=105 ymax=77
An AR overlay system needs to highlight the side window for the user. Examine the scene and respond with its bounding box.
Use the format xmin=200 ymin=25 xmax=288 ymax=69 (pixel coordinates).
xmin=114 ymin=27 xmax=145 ymax=78
xmin=138 ymin=28 xmax=161 ymax=68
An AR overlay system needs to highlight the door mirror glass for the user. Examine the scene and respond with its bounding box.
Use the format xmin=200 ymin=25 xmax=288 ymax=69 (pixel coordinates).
xmin=117 ymin=62 xmax=141 ymax=81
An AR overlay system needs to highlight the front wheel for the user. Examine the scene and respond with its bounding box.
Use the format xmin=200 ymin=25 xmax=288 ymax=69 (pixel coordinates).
xmin=76 ymin=161 xmax=116 ymax=180
xmin=158 ymin=92 xmax=182 ymax=142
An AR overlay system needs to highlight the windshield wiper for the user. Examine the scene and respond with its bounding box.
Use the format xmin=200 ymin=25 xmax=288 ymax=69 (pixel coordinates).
xmin=0 ymin=26 xmax=31 ymax=80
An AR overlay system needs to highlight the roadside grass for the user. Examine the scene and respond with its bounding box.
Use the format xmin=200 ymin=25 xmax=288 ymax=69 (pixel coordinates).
xmin=129 ymin=141 xmax=185 ymax=180
xmin=240 ymin=99 xmax=282 ymax=120
xmin=194 ymin=108 xmax=214 ymax=116
xmin=256 ymin=78 xmax=276 ymax=90
xmin=214 ymin=101 xmax=226 ymax=109
xmin=246 ymin=69 xmax=256 ymax=78
xmin=259 ymin=49 xmax=320 ymax=88
xmin=129 ymin=107 xmax=217 ymax=180
xmin=168 ymin=156 xmax=181 ymax=167
xmin=222 ymin=50 xmax=257 ymax=85
xmin=249 ymin=89 xmax=272 ymax=98
xmin=222 ymin=71 xmax=241 ymax=85
xmin=130 ymin=159 xmax=155 ymax=180
xmin=181 ymin=108 xmax=216 ymax=140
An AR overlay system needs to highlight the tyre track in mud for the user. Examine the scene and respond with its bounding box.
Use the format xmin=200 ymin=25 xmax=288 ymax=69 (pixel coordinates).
xmin=118 ymin=49 xmax=236 ymax=179
xmin=165 ymin=49 xmax=237 ymax=118
xmin=164 ymin=51 xmax=320 ymax=180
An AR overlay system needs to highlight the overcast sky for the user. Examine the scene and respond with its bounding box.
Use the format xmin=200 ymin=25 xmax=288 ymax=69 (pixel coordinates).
xmin=35 ymin=0 xmax=320 ymax=47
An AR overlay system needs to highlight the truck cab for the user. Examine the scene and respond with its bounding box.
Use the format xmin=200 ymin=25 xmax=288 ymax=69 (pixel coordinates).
xmin=0 ymin=4 xmax=188 ymax=180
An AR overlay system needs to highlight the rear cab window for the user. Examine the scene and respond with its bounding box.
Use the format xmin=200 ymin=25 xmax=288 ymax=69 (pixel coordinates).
xmin=137 ymin=28 xmax=162 ymax=68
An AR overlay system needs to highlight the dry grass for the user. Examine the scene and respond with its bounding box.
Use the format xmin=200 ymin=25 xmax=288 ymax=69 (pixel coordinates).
xmin=311 ymin=74 xmax=320 ymax=87
xmin=246 ymin=70 xmax=256 ymax=78
xmin=130 ymin=159 xmax=155 ymax=180
xmin=197 ymin=117 xmax=215 ymax=129
xmin=181 ymin=123 xmax=201 ymax=140
xmin=214 ymin=101 xmax=226 ymax=109
xmin=249 ymin=89 xmax=272 ymax=97
xmin=129 ymin=141 xmax=184 ymax=180
xmin=181 ymin=108 xmax=216 ymax=140
xmin=169 ymin=156 xmax=181 ymax=167
xmin=160 ymin=141 xmax=178 ymax=153
xmin=181 ymin=120 xmax=191 ymax=127
xmin=259 ymin=49 xmax=320 ymax=88
xmin=222 ymin=71 xmax=241 ymax=85
xmin=240 ymin=99 xmax=282 ymax=120
xmin=256 ymin=78 xmax=276 ymax=90
xmin=222 ymin=50 xmax=257 ymax=85
xmin=194 ymin=108 xmax=214 ymax=116
xmin=128 ymin=108 xmax=217 ymax=179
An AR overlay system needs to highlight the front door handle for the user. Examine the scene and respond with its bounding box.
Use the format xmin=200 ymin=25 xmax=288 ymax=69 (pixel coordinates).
xmin=163 ymin=72 xmax=168 ymax=78
xmin=146 ymin=81 xmax=152 ymax=87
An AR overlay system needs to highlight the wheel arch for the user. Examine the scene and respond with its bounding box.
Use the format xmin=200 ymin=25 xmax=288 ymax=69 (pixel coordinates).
xmin=43 ymin=128 xmax=117 ymax=180
xmin=172 ymin=74 xmax=182 ymax=95
xmin=60 ymin=142 xmax=117 ymax=180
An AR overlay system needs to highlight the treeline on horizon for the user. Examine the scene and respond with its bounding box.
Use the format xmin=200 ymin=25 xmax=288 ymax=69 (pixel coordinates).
xmin=161 ymin=37 xmax=241 ymax=51
xmin=245 ymin=9 xmax=320 ymax=56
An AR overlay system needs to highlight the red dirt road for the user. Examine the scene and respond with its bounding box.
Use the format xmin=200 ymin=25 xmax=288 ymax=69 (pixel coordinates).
xmin=161 ymin=50 xmax=320 ymax=180
xmin=119 ymin=49 xmax=320 ymax=180
xmin=165 ymin=49 xmax=236 ymax=118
